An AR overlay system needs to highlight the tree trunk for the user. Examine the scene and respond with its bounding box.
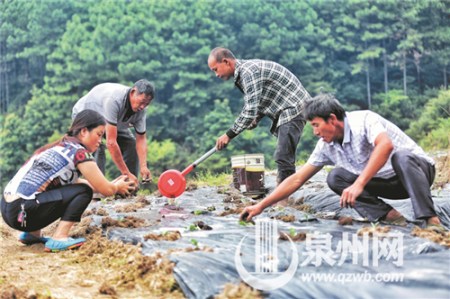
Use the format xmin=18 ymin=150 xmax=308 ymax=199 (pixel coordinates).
xmin=403 ymin=52 xmax=407 ymax=95
xmin=444 ymin=65 xmax=448 ymax=90
xmin=0 ymin=58 xmax=10 ymax=113
xmin=366 ymin=61 xmax=371 ymax=109
xmin=413 ymin=51 xmax=422 ymax=92
xmin=0 ymin=44 xmax=5 ymax=113
xmin=415 ymin=64 xmax=421 ymax=93
xmin=383 ymin=40 xmax=388 ymax=94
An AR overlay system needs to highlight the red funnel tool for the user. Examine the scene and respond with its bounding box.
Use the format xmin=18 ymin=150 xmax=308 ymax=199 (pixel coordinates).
xmin=158 ymin=147 xmax=217 ymax=198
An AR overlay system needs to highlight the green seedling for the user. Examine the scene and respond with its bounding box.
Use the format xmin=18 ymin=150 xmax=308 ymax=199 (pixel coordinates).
xmin=371 ymin=222 xmax=379 ymax=228
xmin=188 ymin=224 xmax=199 ymax=231
xmin=289 ymin=228 xmax=296 ymax=237
xmin=190 ymin=239 xmax=199 ymax=247
xmin=274 ymin=206 xmax=285 ymax=212
xmin=239 ymin=220 xmax=254 ymax=226
xmin=240 ymin=197 xmax=249 ymax=204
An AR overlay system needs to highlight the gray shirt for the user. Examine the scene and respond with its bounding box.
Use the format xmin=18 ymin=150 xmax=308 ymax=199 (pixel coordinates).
xmin=72 ymin=83 xmax=146 ymax=134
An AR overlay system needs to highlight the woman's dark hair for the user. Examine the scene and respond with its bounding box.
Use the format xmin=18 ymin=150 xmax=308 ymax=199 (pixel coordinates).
xmin=303 ymin=93 xmax=346 ymax=121
xmin=67 ymin=109 xmax=106 ymax=137
xmin=33 ymin=109 xmax=106 ymax=156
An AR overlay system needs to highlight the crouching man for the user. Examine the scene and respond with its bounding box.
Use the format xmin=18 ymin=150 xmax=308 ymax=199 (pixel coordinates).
xmin=242 ymin=93 xmax=442 ymax=229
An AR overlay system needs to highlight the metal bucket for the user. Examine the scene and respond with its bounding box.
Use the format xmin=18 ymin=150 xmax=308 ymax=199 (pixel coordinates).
xmin=231 ymin=154 xmax=266 ymax=197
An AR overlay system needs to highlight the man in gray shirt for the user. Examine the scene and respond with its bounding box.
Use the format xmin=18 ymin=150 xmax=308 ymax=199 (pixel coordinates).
xmin=72 ymin=79 xmax=154 ymax=185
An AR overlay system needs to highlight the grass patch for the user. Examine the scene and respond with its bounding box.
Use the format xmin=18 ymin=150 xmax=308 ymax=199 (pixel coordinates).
xmin=295 ymin=159 xmax=307 ymax=166
xmin=191 ymin=170 xmax=232 ymax=187
xmin=323 ymin=165 xmax=334 ymax=173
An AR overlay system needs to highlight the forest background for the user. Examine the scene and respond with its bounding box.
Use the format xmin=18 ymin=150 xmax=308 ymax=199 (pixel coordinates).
xmin=0 ymin=0 xmax=449 ymax=187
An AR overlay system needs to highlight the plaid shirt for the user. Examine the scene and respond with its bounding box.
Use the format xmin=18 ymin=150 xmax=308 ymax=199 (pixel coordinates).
xmin=307 ymin=111 xmax=435 ymax=179
xmin=227 ymin=59 xmax=311 ymax=138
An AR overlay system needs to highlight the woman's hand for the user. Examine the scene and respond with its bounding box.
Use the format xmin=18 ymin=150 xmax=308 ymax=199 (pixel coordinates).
xmin=114 ymin=176 xmax=136 ymax=196
xmin=122 ymin=171 xmax=138 ymax=186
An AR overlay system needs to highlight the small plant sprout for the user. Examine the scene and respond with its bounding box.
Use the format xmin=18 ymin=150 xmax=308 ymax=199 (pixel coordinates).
xmin=289 ymin=228 xmax=296 ymax=237
xmin=188 ymin=224 xmax=199 ymax=231
xmin=190 ymin=239 xmax=199 ymax=247
xmin=239 ymin=220 xmax=254 ymax=226
xmin=275 ymin=205 xmax=285 ymax=212
xmin=240 ymin=197 xmax=249 ymax=204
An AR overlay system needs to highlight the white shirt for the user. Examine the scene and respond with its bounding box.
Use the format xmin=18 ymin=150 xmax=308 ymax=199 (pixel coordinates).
xmin=4 ymin=140 xmax=93 ymax=200
xmin=307 ymin=111 xmax=434 ymax=179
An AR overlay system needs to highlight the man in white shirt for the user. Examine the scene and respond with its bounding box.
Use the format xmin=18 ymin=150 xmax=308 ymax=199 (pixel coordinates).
xmin=242 ymin=93 xmax=442 ymax=229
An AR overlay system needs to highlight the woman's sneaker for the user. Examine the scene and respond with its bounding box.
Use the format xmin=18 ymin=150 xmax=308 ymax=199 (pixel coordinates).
xmin=18 ymin=232 xmax=49 ymax=245
xmin=44 ymin=237 xmax=86 ymax=252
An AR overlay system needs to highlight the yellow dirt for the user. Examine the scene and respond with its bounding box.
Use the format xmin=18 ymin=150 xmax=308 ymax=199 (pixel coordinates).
xmin=0 ymin=216 xmax=184 ymax=299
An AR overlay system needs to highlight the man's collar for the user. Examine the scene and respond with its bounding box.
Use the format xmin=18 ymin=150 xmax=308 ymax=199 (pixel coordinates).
xmin=123 ymin=88 xmax=135 ymax=120
xmin=125 ymin=88 xmax=131 ymax=104
xmin=343 ymin=114 xmax=350 ymax=144
xmin=329 ymin=114 xmax=349 ymax=146
xmin=234 ymin=59 xmax=242 ymax=83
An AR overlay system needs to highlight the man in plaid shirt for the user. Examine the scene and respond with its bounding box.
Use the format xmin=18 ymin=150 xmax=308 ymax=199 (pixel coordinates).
xmin=208 ymin=47 xmax=311 ymax=184
xmin=241 ymin=94 xmax=444 ymax=230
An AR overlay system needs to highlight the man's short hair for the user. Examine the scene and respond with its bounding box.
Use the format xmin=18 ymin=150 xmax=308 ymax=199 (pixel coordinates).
xmin=304 ymin=93 xmax=346 ymax=121
xmin=133 ymin=79 xmax=155 ymax=98
xmin=209 ymin=47 xmax=236 ymax=62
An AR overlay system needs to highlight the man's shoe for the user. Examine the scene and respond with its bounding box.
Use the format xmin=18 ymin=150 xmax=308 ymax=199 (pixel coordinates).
xmin=425 ymin=224 xmax=447 ymax=233
xmin=44 ymin=237 xmax=86 ymax=252
xmin=92 ymin=192 xmax=103 ymax=200
xmin=18 ymin=232 xmax=49 ymax=245
xmin=381 ymin=215 xmax=407 ymax=227
xmin=380 ymin=209 xmax=407 ymax=227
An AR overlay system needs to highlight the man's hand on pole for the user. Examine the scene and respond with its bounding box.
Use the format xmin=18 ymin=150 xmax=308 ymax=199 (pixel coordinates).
xmin=216 ymin=134 xmax=230 ymax=150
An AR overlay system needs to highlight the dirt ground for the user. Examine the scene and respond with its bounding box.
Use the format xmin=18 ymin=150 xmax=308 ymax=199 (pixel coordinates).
xmin=0 ymin=199 xmax=261 ymax=299
xmin=0 ymin=150 xmax=448 ymax=299
xmin=0 ymin=215 xmax=186 ymax=299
